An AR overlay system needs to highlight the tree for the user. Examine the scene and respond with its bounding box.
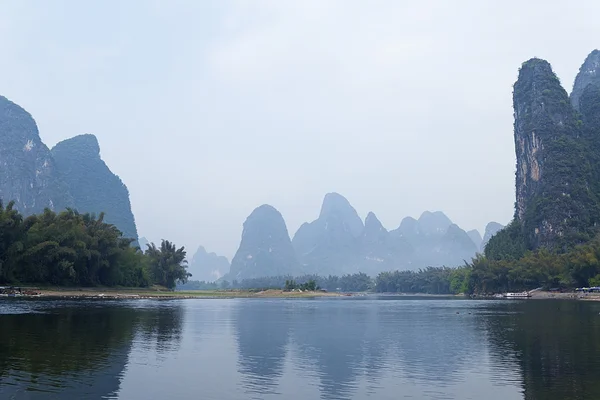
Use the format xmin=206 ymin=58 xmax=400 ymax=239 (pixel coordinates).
xmin=145 ymin=240 xmax=190 ymax=289
xmin=284 ymin=279 xmax=297 ymax=291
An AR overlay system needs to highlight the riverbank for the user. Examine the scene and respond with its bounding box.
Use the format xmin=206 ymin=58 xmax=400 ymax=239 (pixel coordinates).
xmin=530 ymin=290 xmax=600 ymax=301
xmin=0 ymin=287 xmax=344 ymax=299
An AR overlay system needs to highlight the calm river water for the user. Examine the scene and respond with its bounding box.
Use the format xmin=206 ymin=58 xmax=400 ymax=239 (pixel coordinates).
xmin=1 ymin=296 xmax=599 ymax=400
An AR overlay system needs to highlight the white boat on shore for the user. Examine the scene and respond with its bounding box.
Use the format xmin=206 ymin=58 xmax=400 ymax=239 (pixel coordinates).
xmin=504 ymin=291 xmax=531 ymax=298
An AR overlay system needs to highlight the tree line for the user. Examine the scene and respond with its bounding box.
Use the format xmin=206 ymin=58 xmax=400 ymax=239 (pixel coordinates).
xmin=179 ymin=272 xmax=373 ymax=292
xmin=180 ymin=235 xmax=600 ymax=295
xmin=0 ymin=201 xmax=190 ymax=289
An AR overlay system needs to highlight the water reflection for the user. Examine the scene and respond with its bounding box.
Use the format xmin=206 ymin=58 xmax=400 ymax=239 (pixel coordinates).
xmin=3 ymin=297 xmax=600 ymax=400
xmin=233 ymin=299 xmax=501 ymax=400
xmin=482 ymin=300 xmax=600 ymax=400
xmin=234 ymin=300 xmax=292 ymax=396
xmin=0 ymin=299 xmax=185 ymax=399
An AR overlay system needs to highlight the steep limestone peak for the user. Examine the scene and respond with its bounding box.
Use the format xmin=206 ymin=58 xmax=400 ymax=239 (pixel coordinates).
xmin=0 ymin=95 xmax=39 ymax=143
xmin=394 ymin=216 xmax=418 ymax=236
xmin=362 ymin=212 xmax=387 ymax=239
xmin=194 ymin=245 xmax=208 ymax=256
xmin=0 ymin=95 xmax=73 ymax=214
xmin=189 ymin=245 xmax=230 ymax=282
xmin=438 ymin=224 xmax=479 ymax=263
xmin=229 ymin=204 xmax=299 ymax=280
xmin=51 ymin=134 xmax=138 ymax=240
xmin=417 ymin=211 xmax=452 ymax=235
xmin=579 ymin=83 xmax=600 ymax=127
xmin=467 ymin=229 xmax=483 ymax=249
xmin=365 ymin=211 xmax=384 ymax=229
xmin=318 ymin=192 xmax=364 ymax=237
xmin=52 ymin=134 xmax=101 ymax=159
xmin=513 ymin=57 xmax=577 ymax=225
xmin=571 ymin=49 xmax=600 ymax=111
xmin=244 ymin=204 xmax=283 ymax=226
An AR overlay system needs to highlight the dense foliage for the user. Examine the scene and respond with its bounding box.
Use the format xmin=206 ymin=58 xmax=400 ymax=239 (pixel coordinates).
xmin=375 ymin=267 xmax=470 ymax=294
xmin=0 ymin=202 xmax=188 ymax=289
xmin=179 ymin=272 xmax=373 ymax=292
xmin=284 ymin=279 xmax=318 ymax=291
xmin=145 ymin=240 xmax=190 ymax=289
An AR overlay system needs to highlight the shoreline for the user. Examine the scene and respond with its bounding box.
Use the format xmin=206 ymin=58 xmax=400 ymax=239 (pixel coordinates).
xmin=0 ymin=287 xmax=344 ymax=300
xmin=3 ymin=287 xmax=600 ymax=301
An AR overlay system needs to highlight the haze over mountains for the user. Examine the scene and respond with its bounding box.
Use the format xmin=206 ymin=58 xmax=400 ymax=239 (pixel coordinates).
xmin=224 ymin=193 xmax=503 ymax=281
xmin=188 ymin=246 xmax=230 ymax=282
xmin=0 ymin=94 xmax=504 ymax=282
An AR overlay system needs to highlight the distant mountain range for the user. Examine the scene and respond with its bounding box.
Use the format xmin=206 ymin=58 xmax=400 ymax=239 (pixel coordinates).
xmin=188 ymin=246 xmax=230 ymax=282
xmin=0 ymin=95 xmax=138 ymax=241
xmin=223 ymin=192 xmax=504 ymax=281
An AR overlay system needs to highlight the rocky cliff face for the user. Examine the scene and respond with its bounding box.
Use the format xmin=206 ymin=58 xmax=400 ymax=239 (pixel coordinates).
xmin=467 ymin=229 xmax=483 ymax=250
xmin=571 ymin=50 xmax=600 ymax=111
xmin=228 ymin=204 xmax=300 ymax=280
xmin=513 ymin=58 xmax=599 ymax=250
xmin=188 ymin=245 xmax=230 ymax=282
xmin=292 ymin=192 xmax=363 ymax=275
xmin=0 ymin=96 xmax=73 ymax=214
xmin=489 ymin=50 xmax=600 ymax=256
xmin=51 ymin=134 xmax=138 ymax=241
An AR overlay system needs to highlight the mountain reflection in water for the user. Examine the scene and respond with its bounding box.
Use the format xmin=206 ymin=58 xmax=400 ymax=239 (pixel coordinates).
xmin=1 ymin=297 xmax=599 ymax=400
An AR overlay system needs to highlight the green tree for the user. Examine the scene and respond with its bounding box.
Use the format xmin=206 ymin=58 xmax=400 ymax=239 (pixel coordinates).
xmin=145 ymin=240 xmax=190 ymax=289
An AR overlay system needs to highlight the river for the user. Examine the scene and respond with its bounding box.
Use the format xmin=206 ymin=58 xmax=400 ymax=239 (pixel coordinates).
xmin=1 ymin=296 xmax=599 ymax=399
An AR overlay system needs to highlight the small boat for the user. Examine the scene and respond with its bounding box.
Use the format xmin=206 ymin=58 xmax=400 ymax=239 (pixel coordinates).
xmin=504 ymin=291 xmax=531 ymax=299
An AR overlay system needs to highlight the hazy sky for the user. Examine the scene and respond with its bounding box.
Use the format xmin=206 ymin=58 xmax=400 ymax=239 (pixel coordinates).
xmin=1 ymin=1 xmax=599 ymax=259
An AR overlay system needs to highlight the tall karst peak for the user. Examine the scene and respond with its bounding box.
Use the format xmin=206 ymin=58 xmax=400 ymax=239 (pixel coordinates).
xmin=228 ymin=204 xmax=300 ymax=280
xmin=292 ymin=193 xmax=363 ymax=275
xmin=394 ymin=216 xmax=418 ymax=237
xmin=188 ymin=245 xmax=230 ymax=282
xmin=467 ymin=229 xmax=483 ymax=249
xmin=362 ymin=212 xmax=388 ymax=240
xmin=487 ymin=51 xmax=600 ymax=256
xmin=579 ymin=82 xmax=600 ymax=127
xmin=571 ymin=49 xmax=600 ymax=111
xmin=513 ymin=56 xmax=595 ymax=249
xmin=318 ymin=192 xmax=364 ymax=237
xmin=0 ymin=95 xmax=73 ymax=214
xmin=417 ymin=211 xmax=452 ymax=236
xmin=52 ymin=134 xmax=101 ymax=159
xmin=51 ymin=134 xmax=138 ymax=241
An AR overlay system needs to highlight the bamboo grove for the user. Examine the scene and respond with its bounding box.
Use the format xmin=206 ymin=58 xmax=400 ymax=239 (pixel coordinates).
xmin=0 ymin=201 xmax=190 ymax=289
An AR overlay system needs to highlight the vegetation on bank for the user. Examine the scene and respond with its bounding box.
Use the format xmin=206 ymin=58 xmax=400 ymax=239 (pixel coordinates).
xmin=0 ymin=202 xmax=190 ymax=289
xmin=5 ymin=201 xmax=600 ymax=296
xmin=179 ymin=235 xmax=600 ymax=295
xmin=284 ymin=279 xmax=319 ymax=291
xmin=179 ymin=272 xmax=373 ymax=292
